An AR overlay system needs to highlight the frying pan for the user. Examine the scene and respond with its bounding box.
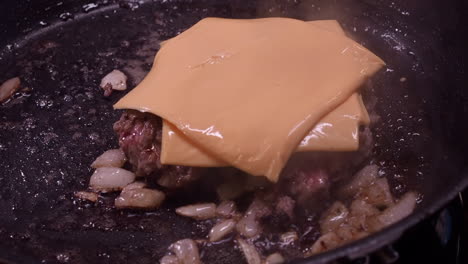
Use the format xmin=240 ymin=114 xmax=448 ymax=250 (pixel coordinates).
xmin=0 ymin=0 xmax=467 ymax=263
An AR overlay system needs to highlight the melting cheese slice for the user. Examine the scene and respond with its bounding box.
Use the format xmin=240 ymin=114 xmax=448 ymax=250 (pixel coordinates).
xmin=161 ymin=94 xmax=369 ymax=167
xmin=298 ymin=93 xmax=370 ymax=151
xmin=160 ymin=20 xmax=371 ymax=167
xmin=115 ymin=17 xmax=384 ymax=182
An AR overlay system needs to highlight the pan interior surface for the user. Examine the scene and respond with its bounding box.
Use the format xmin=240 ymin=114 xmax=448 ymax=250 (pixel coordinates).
xmin=0 ymin=0 xmax=466 ymax=263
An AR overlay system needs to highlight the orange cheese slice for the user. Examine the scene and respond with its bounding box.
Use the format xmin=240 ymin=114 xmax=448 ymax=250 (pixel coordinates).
xmin=160 ymin=20 xmax=371 ymax=165
xmin=115 ymin=17 xmax=384 ymax=181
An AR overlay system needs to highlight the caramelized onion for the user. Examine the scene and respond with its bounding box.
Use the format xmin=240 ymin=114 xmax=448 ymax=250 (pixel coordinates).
xmin=74 ymin=191 xmax=98 ymax=202
xmin=320 ymin=202 xmax=349 ymax=233
xmin=122 ymin=181 xmax=146 ymax=190
xmin=100 ymin=70 xmax=127 ymax=96
xmin=176 ymin=203 xmax=216 ymax=220
xmin=265 ymin=253 xmax=285 ymax=264
xmin=216 ymin=200 xmax=237 ymax=218
xmin=115 ymin=188 xmax=165 ymax=209
xmin=0 ymin=77 xmax=20 ymax=103
xmin=309 ymin=232 xmax=342 ymax=255
xmin=170 ymin=239 xmax=201 ymax=264
xmin=377 ymin=192 xmax=417 ymax=227
xmin=280 ymin=231 xmax=298 ymax=245
xmin=209 ymin=219 xmax=236 ymax=242
xmin=236 ymin=214 xmax=260 ymax=238
xmin=160 ymin=255 xmax=180 ymax=264
xmin=91 ymin=149 xmax=126 ymax=168
xmin=237 ymin=238 xmax=261 ymax=264
xmin=358 ymin=177 xmax=394 ymax=209
xmin=339 ymin=164 xmax=378 ymax=197
xmin=89 ymin=167 xmax=135 ymax=192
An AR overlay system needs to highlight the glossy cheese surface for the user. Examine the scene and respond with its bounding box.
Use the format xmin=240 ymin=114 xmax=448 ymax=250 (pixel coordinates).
xmin=160 ymin=20 xmax=371 ymax=166
xmin=115 ymin=17 xmax=384 ymax=181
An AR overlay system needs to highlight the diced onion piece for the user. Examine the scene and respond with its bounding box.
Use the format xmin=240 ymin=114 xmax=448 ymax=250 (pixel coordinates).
xmin=308 ymin=232 xmax=342 ymax=255
xmin=237 ymin=238 xmax=261 ymax=264
xmin=160 ymin=255 xmax=180 ymax=264
xmin=377 ymin=192 xmax=417 ymax=227
xmin=347 ymin=199 xmax=379 ymax=232
xmin=265 ymin=253 xmax=285 ymax=264
xmin=280 ymin=231 xmax=298 ymax=244
xmin=0 ymin=77 xmax=20 ymax=103
xmin=359 ymin=178 xmax=394 ymax=208
xmin=245 ymin=198 xmax=271 ymax=219
xmin=334 ymin=224 xmax=368 ymax=242
xmin=216 ymin=200 xmax=237 ymax=218
xmin=349 ymin=199 xmax=379 ymax=217
xmin=89 ymin=167 xmax=135 ymax=192
xmin=74 ymin=191 xmax=98 ymax=202
xmin=339 ymin=165 xmax=379 ymax=197
xmin=91 ymin=149 xmax=126 ymax=168
xmin=209 ymin=219 xmax=236 ymax=242
xmin=115 ymin=188 xmax=165 ymax=209
xmin=176 ymin=203 xmax=216 ymax=220
xmin=170 ymin=239 xmax=201 ymax=264
xmin=236 ymin=214 xmax=260 ymax=238
xmin=320 ymin=202 xmax=349 ymax=233
xmin=122 ymin=181 xmax=146 ymax=190
xmin=100 ymin=70 xmax=127 ymax=91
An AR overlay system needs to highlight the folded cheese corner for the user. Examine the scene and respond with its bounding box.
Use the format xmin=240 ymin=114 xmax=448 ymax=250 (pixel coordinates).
xmin=115 ymin=17 xmax=385 ymax=182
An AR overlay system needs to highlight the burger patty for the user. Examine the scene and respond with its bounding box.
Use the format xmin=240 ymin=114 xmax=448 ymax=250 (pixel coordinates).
xmin=113 ymin=110 xmax=372 ymax=204
xmin=113 ymin=110 xmax=201 ymax=189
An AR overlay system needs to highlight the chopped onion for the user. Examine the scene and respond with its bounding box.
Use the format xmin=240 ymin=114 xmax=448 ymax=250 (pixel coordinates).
xmin=0 ymin=77 xmax=20 ymax=103
xmin=377 ymin=192 xmax=417 ymax=227
xmin=237 ymin=238 xmax=261 ymax=264
xmin=160 ymin=255 xmax=180 ymax=264
xmin=122 ymin=181 xmax=146 ymax=190
xmin=170 ymin=239 xmax=201 ymax=264
xmin=74 ymin=191 xmax=98 ymax=202
xmin=334 ymin=224 xmax=368 ymax=242
xmin=89 ymin=167 xmax=135 ymax=192
xmin=359 ymin=178 xmax=394 ymax=208
xmin=176 ymin=203 xmax=216 ymax=220
xmin=91 ymin=149 xmax=126 ymax=168
xmin=347 ymin=199 xmax=379 ymax=232
xmin=236 ymin=214 xmax=260 ymax=238
xmin=308 ymin=232 xmax=342 ymax=255
xmin=216 ymin=200 xmax=237 ymax=218
xmin=245 ymin=198 xmax=272 ymax=219
xmin=280 ymin=231 xmax=298 ymax=245
xmin=115 ymin=188 xmax=165 ymax=209
xmin=265 ymin=253 xmax=285 ymax=264
xmin=100 ymin=70 xmax=127 ymax=96
xmin=209 ymin=219 xmax=236 ymax=242
xmin=339 ymin=164 xmax=379 ymax=197
xmin=349 ymin=199 xmax=379 ymax=217
xmin=320 ymin=202 xmax=349 ymax=233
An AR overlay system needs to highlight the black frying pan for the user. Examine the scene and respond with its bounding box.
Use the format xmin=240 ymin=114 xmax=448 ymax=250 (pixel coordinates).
xmin=0 ymin=0 xmax=467 ymax=263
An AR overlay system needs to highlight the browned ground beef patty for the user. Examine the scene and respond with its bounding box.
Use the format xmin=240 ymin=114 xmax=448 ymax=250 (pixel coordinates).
xmin=113 ymin=110 xmax=202 ymax=189
xmin=113 ymin=109 xmax=372 ymax=213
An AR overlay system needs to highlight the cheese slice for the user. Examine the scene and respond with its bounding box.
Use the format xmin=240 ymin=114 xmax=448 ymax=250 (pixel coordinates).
xmin=161 ymin=94 xmax=370 ymax=167
xmin=161 ymin=120 xmax=229 ymax=166
xmin=298 ymin=93 xmax=369 ymax=151
xmin=115 ymin=17 xmax=384 ymax=181
xmin=160 ymin=20 xmax=371 ymax=166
